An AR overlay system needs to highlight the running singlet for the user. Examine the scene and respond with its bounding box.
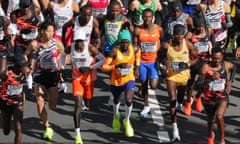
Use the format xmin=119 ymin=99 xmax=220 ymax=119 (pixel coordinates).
xmin=203 ymin=62 xmax=228 ymax=105
xmin=71 ymin=43 xmax=96 ymax=83
xmin=104 ymin=14 xmax=123 ymax=48
xmin=7 ymin=0 xmax=20 ymax=18
xmin=205 ymin=0 xmax=227 ymax=42
xmin=0 ymin=70 xmax=24 ymax=106
xmin=74 ymin=15 xmax=93 ymax=45
xmin=89 ymin=0 xmax=109 ymax=18
xmin=167 ymin=39 xmax=190 ymax=75
xmin=167 ymin=13 xmax=189 ymax=36
xmin=139 ymin=24 xmax=160 ymax=63
xmin=133 ymin=0 xmax=156 ymax=26
xmin=53 ymin=0 xmax=73 ymax=36
xmin=37 ymin=39 xmax=61 ymax=72
xmin=191 ymin=31 xmax=210 ymax=61
xmin=110 ymin=44 xmax=135 ymax=86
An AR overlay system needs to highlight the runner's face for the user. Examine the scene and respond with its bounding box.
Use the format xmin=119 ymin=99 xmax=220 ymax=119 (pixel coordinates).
xmin=173 ymin=10 xmax=181 ymax=18
xmin=174 ymin=33 xmax=184 ymax=42
xmin=41 ymin=25 xmax=54 ymax=40
xmin=110 ymin=5 xmax=121 ymax=19
xmin=82 ymin=9 xmax=92 ymax=22
xmin=143 ymin=11 xmax=153 ymax=26
xmin=212 ymin=52 xmax=223 ymax=65
xmin=120 ymin=40 xmax=130 ymax=51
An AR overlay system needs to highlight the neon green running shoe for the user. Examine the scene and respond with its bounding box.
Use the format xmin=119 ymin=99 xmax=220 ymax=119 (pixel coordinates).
xmin=43 ymin=127 xmax=54 ymax=140
xmin=75 ymin=135 xmax=83 ymax=144
xmin=123 ymin=119 xmax=134 ymax=137
xmin=112 ymin=112 xmax=121 ymax=132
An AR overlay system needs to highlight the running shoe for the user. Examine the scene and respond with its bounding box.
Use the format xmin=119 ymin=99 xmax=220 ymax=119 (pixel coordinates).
xmin=123 ymin=119 xmax=134 ymax=137
xmin=43 ymin=127 xmax=54 ymax=140
xmin=176 ymin=102 xmax=183 ymax=111
xmin=184 ymin=101 xmax=192 ymax=116
xmin=58 ymin=82 xmax=67 ymax=93
xmin=207 ymin=137 xmax=214 ymax=144
xmin=195 ymin=97 xmax=203 ymax=112
xmin=140 ymin=106 xmax=151 ymax=117
xmin=172 ymin=127 xmax=181 ymax=142
xmin=112 ymin=112 xmax=121 ymax=132
xmin=75 ymin=135 xmax=83 ymax=144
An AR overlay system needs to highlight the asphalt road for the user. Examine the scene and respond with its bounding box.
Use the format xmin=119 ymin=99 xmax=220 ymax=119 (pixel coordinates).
xmin=1 ymin=63 xmax=240 ymax=144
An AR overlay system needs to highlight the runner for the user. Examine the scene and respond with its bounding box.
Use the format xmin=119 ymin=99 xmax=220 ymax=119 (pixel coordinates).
xmin=199 ymin=47 xmax=236 ymax=144
xmin=71 ymin=29 xmax=105 ymax=144
xmin=0 ymin=56 xmax=28 ymax=144
xmin=184 ymin=13 xmax=213 ymax=115
xmin=24 ymin=20 xmax=65 ymax=140
xmin=165 ymin=24 xmax=197 ymax=142
xmin=133 ymin=8 xmax=162 ymax=117
xmin=102 ymin=29 xmax=137 ymax=137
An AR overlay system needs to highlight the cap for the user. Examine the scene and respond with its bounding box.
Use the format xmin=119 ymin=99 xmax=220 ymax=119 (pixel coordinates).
xmin=118 ymin=30 xmax=131 ymax=42
xmin=193 ymin=16 xmax=205 ymax=27
xmin=74 ymin=30 xmax=86 ymax=41
xmin=173 ymin=24 xmax=185 ymax=35
xmin=172 ymin=1 xmax=183 ymax=11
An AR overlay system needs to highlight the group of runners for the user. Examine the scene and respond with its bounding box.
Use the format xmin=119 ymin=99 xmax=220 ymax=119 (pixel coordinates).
xmin=0 ymin=0 xmax=239 ymax=144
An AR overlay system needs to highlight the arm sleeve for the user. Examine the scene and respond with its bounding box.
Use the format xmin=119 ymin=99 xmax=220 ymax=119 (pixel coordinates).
xmin=91 ymin=52 xmax=105 ymax=69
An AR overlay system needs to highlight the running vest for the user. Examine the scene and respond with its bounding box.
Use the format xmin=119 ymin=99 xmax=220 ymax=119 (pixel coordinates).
xmin=74 ymin=15 xmax=93 ymax=45
xmin=7 ymin=0 xmax=20 ymax=18
xmin=133 ymin=0 xmax=156 ymax=26
xmin=139 ymin=24 xmax=160 ymax=63
xmin=110 ymin=44 xmax=135 ymax=86
xmin=53 ymin=0 xmax=73 ymax=36
xmin=37 ymin=39 xmax=61 ymax=72
xmin=167 ymin=13 xmax=189 ymax=36
xmin=71 ymin=43 xmax=96 ymax=82
xmin=89 ymin=0 xmax=109 ymax=18
xmin=104 ymin=14 xmax=123 ymax=47
xmin=0 ymin=70 xmax=24 ymax=106
xmin=203 ymin=62 xmax=228 ymax=105
xmin=167 ymin=39 xmax=190 ymax=74
xmin=205 ymin=0 xmax=227 ymax=42
xmin=191 ymin=30 xmax=210 ymax=61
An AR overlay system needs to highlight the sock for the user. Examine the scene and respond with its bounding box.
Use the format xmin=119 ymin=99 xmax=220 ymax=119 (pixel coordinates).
xmin=113 ymin=102 xmax=120 ymax=119
xmin=125 ymin=104 xmax=133 ymax=122
xmin=75 ymin=128 xmax=81 ymax=136
xmin=26 ymin=74 xmax=33 ymax=89
xmin=173 ymin=123 xmax=178 ymax=129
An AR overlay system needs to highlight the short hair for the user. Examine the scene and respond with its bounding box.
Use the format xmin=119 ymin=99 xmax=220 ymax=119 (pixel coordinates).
xmin=211 ymin=47 xmax=224 ymax=54
xmin=143 ymin=8 xmax=154 ymax=16
xmin=39 ymin=19 xmax=55 ymax=31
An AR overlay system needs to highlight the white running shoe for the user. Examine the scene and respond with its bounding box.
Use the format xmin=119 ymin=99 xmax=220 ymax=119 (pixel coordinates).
xmin=140 ymin=106 xmax=151 ymax=117
xmin=58 ymin=82 xmax=67 ymax=93
xmin=172 ymin=127 xmax=181 ymax=142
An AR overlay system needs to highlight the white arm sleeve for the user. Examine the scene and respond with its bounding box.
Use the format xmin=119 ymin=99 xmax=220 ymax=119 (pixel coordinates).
xmin=91 ymin=52 xmax=105 ymax=69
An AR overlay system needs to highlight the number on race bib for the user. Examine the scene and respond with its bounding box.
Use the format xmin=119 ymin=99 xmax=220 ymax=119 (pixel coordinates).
xmin=7 ymin=85 xmax=23 ymax=96
xmin=209 ymin=79 xmax=225 ymax=91
xmin=141 ymin=42 xmax=157 ymax=53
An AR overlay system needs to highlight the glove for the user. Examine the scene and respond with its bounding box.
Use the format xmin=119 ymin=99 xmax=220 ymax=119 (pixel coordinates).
xmin=178 ymin=62 xmax=188 ymax=70
xmin=78 ymin=66 xmax=91 ymax=74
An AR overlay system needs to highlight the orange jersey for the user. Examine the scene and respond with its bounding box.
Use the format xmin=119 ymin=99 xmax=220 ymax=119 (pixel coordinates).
xmin=109 ymin=44 xmax=135 ymax=86
xmin=139 ymin=24 xmax=160 ymax=63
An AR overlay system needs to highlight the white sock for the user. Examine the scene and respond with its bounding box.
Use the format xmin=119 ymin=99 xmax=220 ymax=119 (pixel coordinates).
xmin=75 ymin=128 xmax=81 ymax=136
xmin=125 ymin=104 xmax=133 ymax=122
xmin=173 ymin=123 xmax=178 ymax=129
xmin=26 ymin=74 xmax=33 ymax=89
xmin=113 ymin=102 xmax=120 ymax=119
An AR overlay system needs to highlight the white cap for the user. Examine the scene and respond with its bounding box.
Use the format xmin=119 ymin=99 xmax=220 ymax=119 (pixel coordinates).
xmin=74 ymin=29 xmax=86 ymax=41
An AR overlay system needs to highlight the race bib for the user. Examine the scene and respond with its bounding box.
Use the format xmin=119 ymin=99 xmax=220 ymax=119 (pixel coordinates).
xmin=22 ymin=29 xmax=38 ymax=40
xmin=0 ymin=29 xmax=4 ymax=40
xmin=54 ymin=15 xmax=68 ymax=29
xmin=72 ymin=57 xmax=89 ymax=68
xmin=141 ymin=42 xmax=157 ymax=53
xmin=214 ymin=30 xmax=227 ymax=42
xmin=7 ymin=85 xmax=23 ymax=96
xmin=39 ymin=58 xmax=57 ymax=70
xmin=209 ymin=79 xmax=225 ymax=91
xmin=92 ymin=8 xmax=107 ymax=17
xmin=194 ymin=42 xmax=209 ymax=52
xmin=170 ymin=62 xmax=186 ymax=72
xmin=209 ymin=19 xmax=222 ymax=29
xmin=105 ymin=23 xmax=120 ymax=36
xmin=118 ymin=67 xmax=132 ymax=76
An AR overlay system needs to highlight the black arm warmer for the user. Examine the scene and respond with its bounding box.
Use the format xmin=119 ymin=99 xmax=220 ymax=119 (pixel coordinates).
xmin=229 ymin=64 xmax=237 ymax=82
xmin=225 ymin=13 xmax=233 ymax=28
